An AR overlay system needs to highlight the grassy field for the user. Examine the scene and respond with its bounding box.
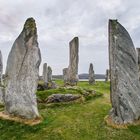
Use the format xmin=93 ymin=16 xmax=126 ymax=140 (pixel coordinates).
xmin=0 ymin=80 xmax=140 ymax=140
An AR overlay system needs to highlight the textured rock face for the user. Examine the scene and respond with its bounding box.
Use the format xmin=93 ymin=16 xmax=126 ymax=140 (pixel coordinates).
xmin=109 ymin=19 xmax=140 ymax=124
xmin=46 ymin=94 xmax=81 ymax=103
xmin=0 ymin=87 xmax=4 ymax=104
xmin=136 ymin=48 xmax=140 ymax=80
xmin=63 ymin=68 xmax=68 ymax=85
xmin=105 ymin=69 xmax=110 ymax=82
xmin=5 ymin=18 xmax=41 ymax=119
xmin=0 ymin=51 xmax=3 ymax=85
xmin=42 ymin=63 xmax=48 ymax=83
xmin=88 ymin=63 xmax=95 ymax=84
xmin=67 ymin=37 xmax=79 ymax=86
xmin=47 ymin=66 xmax=52 ymax=82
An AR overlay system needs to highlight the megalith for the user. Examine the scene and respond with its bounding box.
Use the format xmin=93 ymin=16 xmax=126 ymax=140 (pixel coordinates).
xmin=63 ymin=68 xmax=68 ymax=85
xmin=108 ymin=19 xmax=140 ymax=124
xmin=0 ymin=51 xmax=3 ymax=85
xmin=88 ymin=63 xmax=95 ymax=84
xmin=4 ymin=18 xmax=41 ymax=119
xmin=67 ymin=37 xmax=79 ymax=86
xmin=42 ymin=63 xmax=48 ymax=83
xmin=47 ymin=66 xmax=52 ymax=83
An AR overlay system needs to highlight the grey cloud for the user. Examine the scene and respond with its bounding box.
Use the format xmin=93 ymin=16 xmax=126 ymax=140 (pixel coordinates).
xmin=0 ymin=0 xmax=140 ymax=74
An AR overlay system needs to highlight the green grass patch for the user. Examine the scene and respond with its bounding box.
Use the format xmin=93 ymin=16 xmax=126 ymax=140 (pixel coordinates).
xmin=1 ymin=81 xmax=140 ymax=140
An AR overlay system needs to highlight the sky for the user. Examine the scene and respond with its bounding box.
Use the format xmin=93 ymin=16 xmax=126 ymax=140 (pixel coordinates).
xmin=0 ymin=0 xmax=140 ymax=75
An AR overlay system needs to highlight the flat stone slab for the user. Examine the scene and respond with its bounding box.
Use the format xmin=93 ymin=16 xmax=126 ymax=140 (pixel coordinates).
xmin=0 ymin=112 xmax=42 ymax=126
xmin=46 ymin=94 xmax=81 ymax=103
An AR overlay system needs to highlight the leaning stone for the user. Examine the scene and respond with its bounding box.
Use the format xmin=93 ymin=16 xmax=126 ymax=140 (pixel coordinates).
xmin=46 ymin=94 xmax=81 ymax=103
xmin=88 ymin=63 xmax=95 ymax=84
xmin=108 ymin=19 xmax=140 ymax=124
xmin=4 ymin=18 xmax=41 ymax=119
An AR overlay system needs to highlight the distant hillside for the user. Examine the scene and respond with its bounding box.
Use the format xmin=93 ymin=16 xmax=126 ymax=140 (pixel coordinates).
xmin=52 ymin=73 xmax=105 ymax=80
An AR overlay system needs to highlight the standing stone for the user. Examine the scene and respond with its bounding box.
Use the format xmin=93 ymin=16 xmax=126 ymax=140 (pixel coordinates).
xmin=108 ymin=19 xmax=140 ymax=124
xmin=105 ymin=69 xmax=110 ymax=82
xmin=136 ymin=48 xmax=140 ymax=80
xmin=67 ymin=37 xmax=79 ymax=86
xmin=42 ymin=63 xmax=48 ymax=83
xmin=63 ymin=68 xmax=68 ymax=85
xmin=88 ymin=63 xmax=95 ymax=84
xmin=0 ymin=51 xmax=4 ymax=104
xmin=4 ymin=18 xmax=41 ymax=119
xmin=0 ymin=51 xmax=3 ymax=86
xmin=47 ymin=66 xmax=52 ymax=83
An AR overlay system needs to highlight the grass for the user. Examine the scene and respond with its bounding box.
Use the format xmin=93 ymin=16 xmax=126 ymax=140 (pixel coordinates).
xmin=0 ymin=80 xmax=140 ymax=140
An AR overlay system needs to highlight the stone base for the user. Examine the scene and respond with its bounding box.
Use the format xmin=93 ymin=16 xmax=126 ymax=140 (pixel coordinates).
xmin=0 ymin=111 xmax=42 ymax=126
xmin=105 ymin=115 xmax=140 ymax=129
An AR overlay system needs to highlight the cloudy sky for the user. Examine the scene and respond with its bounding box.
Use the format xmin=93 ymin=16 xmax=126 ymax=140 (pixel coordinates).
xmin=0 ymin=0 xmax=140 ymax=75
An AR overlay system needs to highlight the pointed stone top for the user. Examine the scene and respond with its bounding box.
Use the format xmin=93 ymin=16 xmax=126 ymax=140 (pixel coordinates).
xmin=24 ymin=17 xmax=36 ymax=30
xmin=22 ymin=17 xmax=37 ymax=38
xmin=70 ymin=37 xmax=79 ymax=44
xmin=43 ymin=63 xmax=47 ymax=66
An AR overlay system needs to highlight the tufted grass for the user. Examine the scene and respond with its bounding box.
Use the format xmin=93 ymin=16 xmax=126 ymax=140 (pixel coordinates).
xmin=0 ymin=80 xmax=140 ymax=140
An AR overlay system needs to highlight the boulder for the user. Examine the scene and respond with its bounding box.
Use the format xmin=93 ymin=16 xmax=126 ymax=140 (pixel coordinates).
xmin=46 ymin=94 xmax=81 ymax=103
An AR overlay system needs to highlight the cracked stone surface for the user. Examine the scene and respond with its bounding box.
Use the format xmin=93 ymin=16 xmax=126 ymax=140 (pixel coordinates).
xmin=136 ymin=48 xmax=140 ymax=80
xmin=4 ymin=18 xmax=41 ymax=119
xmin=67 ymin=37 xmax=79 ymax=86
xmin=88 ymin=63 xmax=95 ymax=84
xmin=109 ymin=19 xmax=140 ymax=124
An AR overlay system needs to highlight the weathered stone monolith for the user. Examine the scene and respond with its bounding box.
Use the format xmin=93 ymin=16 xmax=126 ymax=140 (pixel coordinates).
xmin=42 ymin=63 xmax=48 ymax=83
xmin=88 ymin=63 xmax=95 ymax=84
xmin=136 ymin=48 xmax=140 ymax=80
xmin=47 ymin=66 xmax=52 ymax=82
xmin=105 ymin=69 xmax=110 ymax=82
xmin=4 ymin=18 xmax=41 ymax=119
xmin=0 ymin=51 xmax=4 ymax=104
xmin=63 ymin=68 xmax=68 ymax=85
xmin=67 ymin=37 xmax=79 ymax=86
xmin=0 ymin=51 xmax=3 ymax=86
xmin=108 ymin=19 xmax=140 ymax=124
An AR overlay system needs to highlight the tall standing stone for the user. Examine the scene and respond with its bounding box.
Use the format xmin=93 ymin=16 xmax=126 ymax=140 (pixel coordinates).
xmin=108 ymin=19 xmax=140 ymax=124
xmin=4 ymin=18 xmax=41 ymax=119
xmin=67 ymin=37 xmax=79 ymax=86
xmin=105 ymin=69 xmax=110 ymax=82
xmin=63 ymin=68 xmax=68 ymax=85
xmin=136 ymin=48 xmax=140 ymax=80
xmin=47 ymin=66 xmax=52 ymax=83
xmin=0 ymin=51 xmax=4 ymax=104
xmin=42 ymin=63 xmax=48 ymax=83
xmin=0 ymin=51 xmax=3 ymax=85
xmin=88 ymin=63 xmax=95 ymax=84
